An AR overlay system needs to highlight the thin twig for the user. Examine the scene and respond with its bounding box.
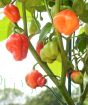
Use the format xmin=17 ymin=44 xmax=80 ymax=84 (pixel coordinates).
xmin=45 ymin=85 xmax=65 ymax=105
xmin=11 ymin=0 xmax=16 ymax=4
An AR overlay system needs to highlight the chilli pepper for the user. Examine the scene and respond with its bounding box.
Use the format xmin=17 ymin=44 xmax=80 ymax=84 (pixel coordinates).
xmin=4 ymin=4 xmax=20 ymax=22
xmin=37 ymin=76 xmax=47 ymax=87
xmin=6 ymin=33 xmax=29 ymax=61
xmin=53 ymin=9 xmax=79 ymax=36
xmin=71 ymin=70 xmax=83 ymax=84
xmin=25 ymin=70 xmax=42 ymax=89
xmin=40 ymin=39 xmax=60 ymax=63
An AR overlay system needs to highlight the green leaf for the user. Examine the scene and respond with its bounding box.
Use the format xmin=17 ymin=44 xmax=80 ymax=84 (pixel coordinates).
xmin=0 ymin=17 xmax=13 ymax=41
xmin=47 ymin=54 xmax=62 ymax=76
xmin=16 ymin=1 xmax=32 ymax=20
xmin=18 ymin=0 xmax=46 ymax=13
xmin=35 ymin=5 xmax=46 ymax=12
xmin=48 ymin=1 xmax=55 ymax=7
xmin=26 ymin=0 xmax=45 ymax=12
xmin=76 ymin=33 xmax=88 ymax=52
xmin=29 ymin=18 xmax=40 ymax=35
xmin=39 ymin=22 xmax=52 ymax=41
xmin=84 ymin=24 xmax=88 ymax=35
xmin=79 ymin=27 xmax=85 ymax=35
xmin=0 ymin=0 xmax=11 ymax=8
xmin=47 ymin=61 xmax=62 ymax=77
xmin=79 ymin=3 xmax=88 ymax=23
xmin=72 ymin=0 xmax=85 ymax=16
xmin=72 ymin=0 xmax=88 ymax=23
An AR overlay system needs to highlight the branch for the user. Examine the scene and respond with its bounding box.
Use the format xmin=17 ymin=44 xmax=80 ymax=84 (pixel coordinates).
xmin=80 ymin=84 xmax=88 ymax=104
xmin=44 ymin=0 xmax=53 ymax=22
xmin=22 ymin=2 xmax=28 ymax=36
xmin=21 ymin=0 xmax=61 ymax=89
xmin=22 ymin=1 xmax=75 ymax=105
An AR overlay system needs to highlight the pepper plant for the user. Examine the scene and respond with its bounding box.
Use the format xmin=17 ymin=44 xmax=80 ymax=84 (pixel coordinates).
xmin=0 ymin=0 xmax=88 ymax=105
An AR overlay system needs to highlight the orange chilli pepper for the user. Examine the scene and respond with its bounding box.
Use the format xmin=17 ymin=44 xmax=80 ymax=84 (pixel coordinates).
xmin=53 ymin=9 xmax=79 ymax=36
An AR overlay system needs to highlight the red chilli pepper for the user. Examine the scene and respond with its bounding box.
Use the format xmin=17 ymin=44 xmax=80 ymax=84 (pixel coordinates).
xmin=4 ymin=4 xmax=20 ymax=22
xmin=6 ymin=34 xmax=29 ymax=61
xmin=25 ymin=70 xmax=42 ymax=89
xmin=37 ymin=76 xmax=47 ymax=87
xmin=36 ymin=41 xmax=44 ymax=56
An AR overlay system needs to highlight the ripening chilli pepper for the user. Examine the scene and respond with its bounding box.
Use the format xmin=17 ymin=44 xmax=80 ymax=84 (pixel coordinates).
xmin=25 ymin=70 xmax=47 ymax=89
xmin=37 ymin=76 xmax=47 ymax=87
xmin=6 ymin=34 xmax=29 ymax=61
xmin=4 ymin=4 xmax=20 ymax=22
xmin=53 ymin=9 xmax=79 ymax=36
xmin=36 ymin=41 xmax=44 ymax=56
xmin=71 ymin=70 xmax=83 ymax=84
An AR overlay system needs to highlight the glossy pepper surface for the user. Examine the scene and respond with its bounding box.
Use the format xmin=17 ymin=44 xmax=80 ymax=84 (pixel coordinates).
xmin=4 ymin=4 xmax=20 ymax=22
xmin=25 ymin=70 xmax=42 ymax=89
xmin=53 ymin=9 xmax=79 ymax=35
xmin=37 ymin=76 xmax=47 ymax=87
xmin=6 ymin=34 xmax=29 ymax=61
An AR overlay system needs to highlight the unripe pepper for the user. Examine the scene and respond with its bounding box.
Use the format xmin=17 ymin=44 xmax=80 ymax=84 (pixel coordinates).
xmin=4 ymin=4 xmax=20 ymax=22
xmin=6 ymin=34 xmax=29 ymax=61
xmin=71 ymin=70 xmax=83 ymax=84
xmin=40 ymin=39 xmax=59 ymax=63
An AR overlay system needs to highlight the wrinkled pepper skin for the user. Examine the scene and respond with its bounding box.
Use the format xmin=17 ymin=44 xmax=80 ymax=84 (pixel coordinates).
xmin=25 ymin=70 xmax=42 ymax=89
xmin=40 ymin=40 xmax=59 ymax=63
xmin=37 ymin=76 xmax=47 ymax=87
xmin=53 ymin=9 xmax=79 ymax=35
xmin=6 ymin=34 xmax=29 ymax=61
xmin=36 ymin=41 xmax=44 ymax=56
xmin=4 ymin=4 xmax=20 ymax=22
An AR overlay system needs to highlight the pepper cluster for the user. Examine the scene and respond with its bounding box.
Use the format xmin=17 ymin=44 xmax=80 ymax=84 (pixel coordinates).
xmin=4 ymin=4 xmax=29 ymax=61
xmin=37 ymin=37 xmax=60 ymax=63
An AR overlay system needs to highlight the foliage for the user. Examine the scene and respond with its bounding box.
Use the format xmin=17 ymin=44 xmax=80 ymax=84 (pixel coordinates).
xmin=25 ymin=88 xmax=64 ymax=105
xmin=0 ymin=88 xmax=25 ymax=105
xmin=0 ymin=0 xmax=88 ymax=105
xmin=0 ymin=87 xmax=65 ymax=105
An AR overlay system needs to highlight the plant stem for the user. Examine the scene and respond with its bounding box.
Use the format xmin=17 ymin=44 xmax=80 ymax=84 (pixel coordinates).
xmin=21 ymin=0 xmax=60 ymax=90
xmin=54 ymin=0 xmax=65 ymax=67
xmin=80 ymin=84 xmax=88 ymax=105
xmin=11 ymin=0 xmax=16 ymax=4
xmin=29 ymin=42 xmax=75 ymax=105
xmin=29 ymin=42 xmax=60 ymax=86
xmin=22 ymin=1 xmax=75 ymax=105
xmin=55 ymin=0 xmax=61 ymax=13
xmin=22 ymin=2 xmax=28 ymax=36
xmin=44 ymin=0 xmax=53 ymax=22
xmin=45 ymin=85 xmax=65 ymax=105
xmin=54 ymin=0 xmax=67 ymax=86
xmin=54 ymin=0 xmax=75 ymax=104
